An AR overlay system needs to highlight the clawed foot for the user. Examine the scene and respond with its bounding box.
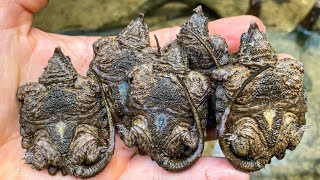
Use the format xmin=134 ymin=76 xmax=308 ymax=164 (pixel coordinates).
xmin=116 ymin=124 xmax=135 ymax=147
xmin=67 ymin=165 xmax=84 ymax=178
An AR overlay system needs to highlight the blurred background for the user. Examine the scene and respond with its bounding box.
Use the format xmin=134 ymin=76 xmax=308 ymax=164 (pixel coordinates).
xmin=33 ymin=0 xmax=320 ymax=179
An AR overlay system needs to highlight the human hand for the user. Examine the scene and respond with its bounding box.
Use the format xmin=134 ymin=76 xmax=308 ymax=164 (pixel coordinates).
xmin=0 ymin=0 xmax=287 ymax=179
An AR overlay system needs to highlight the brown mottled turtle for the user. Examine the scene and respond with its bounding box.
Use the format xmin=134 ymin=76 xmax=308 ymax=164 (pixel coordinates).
xmin=116 ymin=41 xmax=211 ymax=171
xmin=212 ymin=22 xmax=307 ymax=171
xmin=90 ymin=8 xmax=212 ymax=171
xmin=176 ymin=6 xmax=230 ymax=128
xmin=17 ymin=47 xmax=115 ymax=178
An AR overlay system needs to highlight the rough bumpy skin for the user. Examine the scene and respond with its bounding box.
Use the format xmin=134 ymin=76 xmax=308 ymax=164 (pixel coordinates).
xmin=91 ymin=8 xmax=212 ymax=171
xmin=177 ymin=6 xmax=230 ymax=76
xmin=212 ymin=22 xmax=307 ymax=172
xmin=17 ymin=48 xmax=115 ymax=178
xmin=89 ymin=14 xmax=157 ymax=119
xmin=118 ymin=41 xmax=211 ymax=171
xmin=176 ymin=6 xmax=230 ymax=128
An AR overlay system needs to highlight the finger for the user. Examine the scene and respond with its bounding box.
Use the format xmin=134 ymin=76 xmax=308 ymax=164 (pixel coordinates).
xmin=150 ymin=26 xmax=180 ymax=47
xmin=208 ymin=15 xmax=265 ymax=53
xmin=120 ymin=156 xmax=249 ymax=180
xmin=150 ymin=15 xmax=265 ymax=54
xmin=15 ymin=0 xmax=48 ymax=13
xmin=277 ymin=53 xmax=295 ymax=59
xmin=0 ymin=0 xmax=48 ymax=35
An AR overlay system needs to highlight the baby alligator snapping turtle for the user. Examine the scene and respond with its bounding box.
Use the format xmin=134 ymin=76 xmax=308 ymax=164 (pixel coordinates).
xmin=117 ymin=41 xmax=211 ymax=171
xmin=212 ymin=22 xmax=307 ymax=171
xmin=17 ymin=48 xmax=115 ymax=178
xmin=175 ymin=6 xmax=230 ymax=128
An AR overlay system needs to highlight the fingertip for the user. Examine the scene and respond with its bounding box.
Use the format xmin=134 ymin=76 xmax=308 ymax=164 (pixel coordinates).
xmin=208 ymin=15 xmax=265 ymax=53
xmin=208 ymin=15 xmax=265 ymax=34
xmin=15 ymin=0 xmax=49 ymax=13
xmin=149 ymin=26 xmax=180 ymax=47
xmin=277 ymin=53 xmax=295 ymax=59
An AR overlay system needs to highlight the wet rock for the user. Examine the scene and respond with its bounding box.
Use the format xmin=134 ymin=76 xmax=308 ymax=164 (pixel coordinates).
xmin=34 ymin=0 xmax=197 ymax=33
xmin=33 ymin=0 xmax=148 ymax=32
xmin=34 ymin=0 xmax=317 ymax=33
xmin=199 ymin=0 xmax=316 ymax=32
xmin=313 ymin=19 xmax=320 ymax=31
xmin=143 ymin=2 xmax=191 ymax=30
xmin=260 ymin=0 xmax=317 ymax=32
xmin=199 ymin=0 xmax=249 ymax=17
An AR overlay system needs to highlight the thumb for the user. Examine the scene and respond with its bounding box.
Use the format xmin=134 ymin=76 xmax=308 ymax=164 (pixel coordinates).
xmin=120 ymin=156 xmax=249 ymax=180
xmin=0 ymin=0 xmax=48 ymax=35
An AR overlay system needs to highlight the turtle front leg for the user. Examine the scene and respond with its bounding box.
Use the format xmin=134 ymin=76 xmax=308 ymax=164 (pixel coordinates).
xmin=26 ymin=129 xmax=61 ymax=175
xmin=117 ymin=115 xmax=152 ymax=153
xmin=164 ymin=122 xmax=198 ymax=157
xmin=68 ymin=124 xmax=105 ymax=166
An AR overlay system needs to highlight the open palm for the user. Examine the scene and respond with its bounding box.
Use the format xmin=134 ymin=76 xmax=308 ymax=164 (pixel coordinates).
xmin=0 ymin=0 xmax=278 ymax=179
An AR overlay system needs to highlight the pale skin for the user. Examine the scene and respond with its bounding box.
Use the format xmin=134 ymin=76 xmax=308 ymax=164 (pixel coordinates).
xmin=0 ymin=0 xmax=293 ymax=179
